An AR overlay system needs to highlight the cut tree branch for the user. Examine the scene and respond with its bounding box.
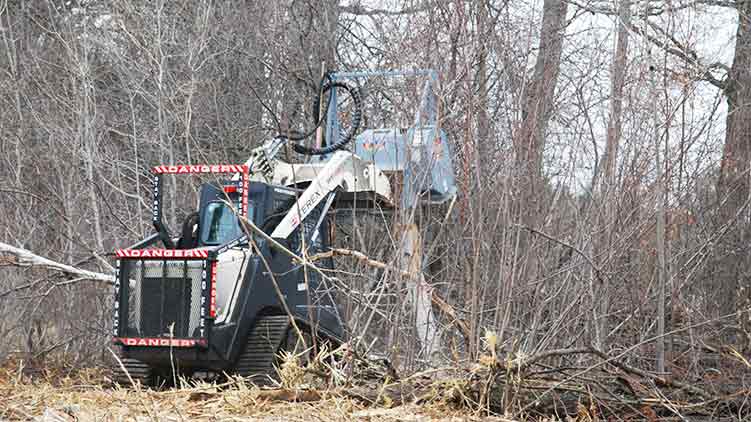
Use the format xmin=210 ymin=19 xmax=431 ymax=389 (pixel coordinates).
xmin=0 ymin=242 xmax=112 ymax=284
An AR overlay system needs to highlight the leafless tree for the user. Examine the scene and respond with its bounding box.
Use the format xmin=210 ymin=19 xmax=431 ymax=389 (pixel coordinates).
xmin=2 ymin=4 xmax=751 ymax=416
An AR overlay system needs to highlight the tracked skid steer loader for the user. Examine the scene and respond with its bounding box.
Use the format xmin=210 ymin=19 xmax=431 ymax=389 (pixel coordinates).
xmin=110 ymin=70 xmax=457 ymax=386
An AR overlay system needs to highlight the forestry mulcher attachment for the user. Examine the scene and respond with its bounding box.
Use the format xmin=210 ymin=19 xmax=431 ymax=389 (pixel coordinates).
xmin=111 ymin=70 xmax=456 ymax=386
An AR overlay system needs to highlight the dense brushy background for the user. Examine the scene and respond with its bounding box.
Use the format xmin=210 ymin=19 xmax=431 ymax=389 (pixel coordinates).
xmin=1 ymin=0 xmax=749 ymax=384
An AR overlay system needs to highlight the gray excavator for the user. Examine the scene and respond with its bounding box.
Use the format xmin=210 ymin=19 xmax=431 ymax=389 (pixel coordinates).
xmin=111 ymin=70 xmax=456 ymax=386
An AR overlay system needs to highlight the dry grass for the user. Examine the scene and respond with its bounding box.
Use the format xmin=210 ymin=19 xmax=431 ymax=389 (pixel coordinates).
xmin=0 ymin=360 xmax=520 ymax=422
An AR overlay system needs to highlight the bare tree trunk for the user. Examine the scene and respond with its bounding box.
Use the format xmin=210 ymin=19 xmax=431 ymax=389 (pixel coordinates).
xmin=400 ymin=224 xmax=441 ymax=361
xmin=78 ymin=23 xmax=105 ymax=252
xmin=463 ymin=0 xmax=491 ymax=361
xmin=511 ymin=1 xmax=568 ymax=345
xmin=322 ymin=0 xmax=338 ymax=70
xmin=655 ymin=90 xmax=667 ymax=374
xmin=514 ymin=0 xmax=568 ymax=223
xmin=1 ymin=2 xmax=24 ymax=186
xmin=476 ymin=1 xmax=490 ymax=149
xmin=650 ymin=6 xmax=670 ymax=372
xmin=716 ymin=2 xmax=751 ymax=347
xmin=601 ymin=0 xmax=629 ymax=189
xmin=718 ymin=2 xmax=751 ymax=219
xmin=593 ymin=0 xmax=630 ymax=351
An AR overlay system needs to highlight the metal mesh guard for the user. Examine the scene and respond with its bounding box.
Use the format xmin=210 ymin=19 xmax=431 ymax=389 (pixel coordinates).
xmin=126 ymin=260 xmax=203 ymax=338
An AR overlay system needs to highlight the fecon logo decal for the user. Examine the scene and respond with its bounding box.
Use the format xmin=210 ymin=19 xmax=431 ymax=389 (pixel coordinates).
xmin=115 ymin=337 xmax=203 ymax=347
xmin=115 ymin=249 xmax=208 ymax=259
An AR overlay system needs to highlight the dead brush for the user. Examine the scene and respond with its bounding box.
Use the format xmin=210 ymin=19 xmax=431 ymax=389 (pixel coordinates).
xmin=274 ymin=340 xmax=349 ymax=389
xmin=275 ymin=349 xmax=306 ymax=388
xmin=417 ymin=376 xmax=475 ymax=409
xmin=309 ymin=341 xmax=348 ymax=387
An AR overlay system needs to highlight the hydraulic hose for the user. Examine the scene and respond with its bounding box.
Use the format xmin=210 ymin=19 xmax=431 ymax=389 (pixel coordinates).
xmin=279 ymin=75 xmax=363 ymax=156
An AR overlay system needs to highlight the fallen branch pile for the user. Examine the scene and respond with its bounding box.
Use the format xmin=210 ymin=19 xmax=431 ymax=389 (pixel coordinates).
xmin=2 ymin=338 xmax=749 ymax=421
xmin=329 ymin=339 xmax=751 ymax=420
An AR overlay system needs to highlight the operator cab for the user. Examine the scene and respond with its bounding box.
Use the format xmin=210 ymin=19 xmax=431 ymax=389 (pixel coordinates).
xmin=195 ymin=181 xmax=247 ymax=247
xmin=194 ymin=180 xmax=303 ymax=248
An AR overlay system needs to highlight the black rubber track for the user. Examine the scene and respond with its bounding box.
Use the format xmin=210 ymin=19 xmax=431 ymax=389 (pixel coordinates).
xmin=234 ymin=315 xmax=291 ymax=385
xmin=112 ymin=357 xmax=152 ymax=387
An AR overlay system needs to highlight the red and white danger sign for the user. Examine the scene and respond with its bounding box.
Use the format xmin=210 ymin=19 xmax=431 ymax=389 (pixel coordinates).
xmin=115 ymin=249 xmax=209 ymax=259
xmin=151 ymin=164 xmax=248 ymax=174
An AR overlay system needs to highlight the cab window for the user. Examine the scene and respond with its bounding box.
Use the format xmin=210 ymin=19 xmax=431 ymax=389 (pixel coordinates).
xmin=200 ymin=202 xmax=242 ymax=245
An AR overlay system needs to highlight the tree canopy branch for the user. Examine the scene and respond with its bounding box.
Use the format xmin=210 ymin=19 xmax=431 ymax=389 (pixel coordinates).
xmin=628 ymin=21 xmax=727 ymax=89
